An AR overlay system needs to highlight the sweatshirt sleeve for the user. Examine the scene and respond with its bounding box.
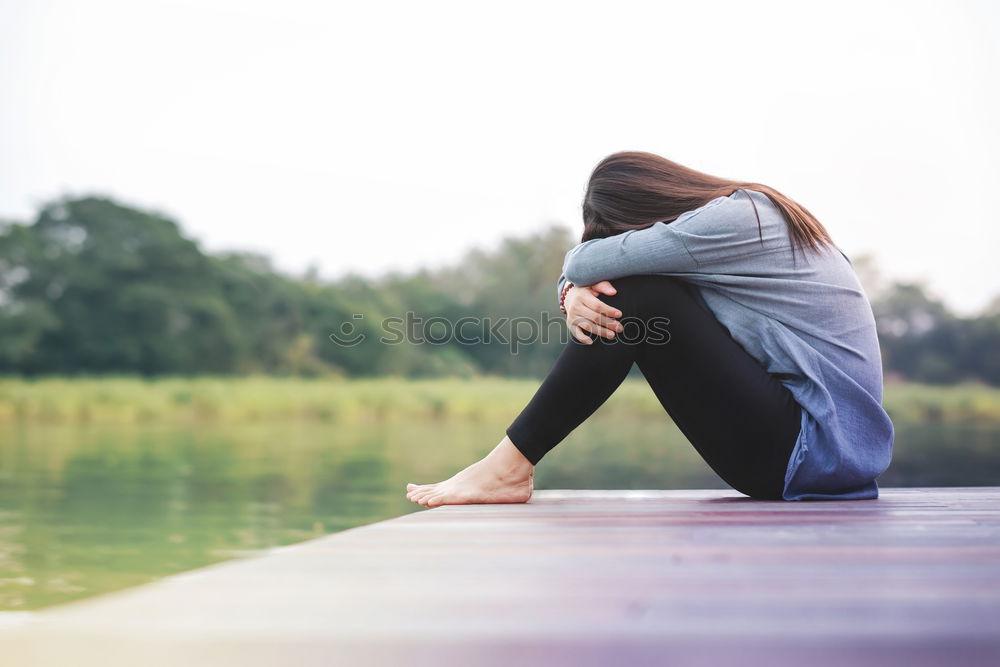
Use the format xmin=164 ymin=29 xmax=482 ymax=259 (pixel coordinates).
xmin=555 ymin=272 xmax=568 ymax=304
xmin=560 ymin=189 xmax=774 ymax=287
xmin=561 ymin=220 xmax=700 ymax=287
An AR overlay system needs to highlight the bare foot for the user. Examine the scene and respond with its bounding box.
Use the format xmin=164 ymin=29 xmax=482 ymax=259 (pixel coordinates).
xmin=405 ymin=436 xmax=534 ymax=507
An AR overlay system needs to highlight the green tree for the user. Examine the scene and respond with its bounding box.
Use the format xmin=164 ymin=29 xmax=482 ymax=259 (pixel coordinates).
xmin=1 ymin=198 xmax=241 ymax=373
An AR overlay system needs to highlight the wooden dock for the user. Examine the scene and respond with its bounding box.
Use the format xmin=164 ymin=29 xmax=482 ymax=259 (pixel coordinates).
xmin=2 ymin=487 xmax=998 ymax=666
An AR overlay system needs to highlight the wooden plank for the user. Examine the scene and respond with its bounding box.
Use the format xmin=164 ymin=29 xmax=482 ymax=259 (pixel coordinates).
xmin=1 ymin=487 xmax=998 ymax=666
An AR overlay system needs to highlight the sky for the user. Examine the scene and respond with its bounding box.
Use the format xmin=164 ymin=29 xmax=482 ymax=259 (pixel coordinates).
xmin=1 ymin=0 xmax=998 ymax=313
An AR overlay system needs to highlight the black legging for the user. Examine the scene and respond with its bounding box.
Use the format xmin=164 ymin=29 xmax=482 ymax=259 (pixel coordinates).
xmin=506 ymin=274 xmax=802 ymax=501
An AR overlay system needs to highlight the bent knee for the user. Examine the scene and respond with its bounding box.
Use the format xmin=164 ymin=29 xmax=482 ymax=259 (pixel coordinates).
xmin=594 ymin=275 xmax=690 ymax=312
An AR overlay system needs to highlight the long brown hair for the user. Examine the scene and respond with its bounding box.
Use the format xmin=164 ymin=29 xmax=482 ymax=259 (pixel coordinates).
xmin=582 ymin=151 xmax=833 ymax=254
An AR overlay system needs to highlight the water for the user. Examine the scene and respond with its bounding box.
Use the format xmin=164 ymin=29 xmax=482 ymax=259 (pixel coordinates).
xmin=1 ymin=416 xmax=998 ymax=611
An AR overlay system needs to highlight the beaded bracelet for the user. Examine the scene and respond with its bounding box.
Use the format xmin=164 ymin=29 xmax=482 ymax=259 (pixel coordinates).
xmin=558 ymin=281 xmax=574 ymax=314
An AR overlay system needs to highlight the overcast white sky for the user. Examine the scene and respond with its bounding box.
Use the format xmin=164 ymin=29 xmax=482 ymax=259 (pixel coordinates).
xmin=1 ymin=0 xmax=997 ymax=312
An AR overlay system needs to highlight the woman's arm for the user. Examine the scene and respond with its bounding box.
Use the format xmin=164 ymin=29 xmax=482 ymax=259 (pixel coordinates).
xmin=561 ymin=221 xmax=699 ymax=287
xmin=555 ymin=191 xmax=772 ymax=338
xmin=557 ymin=225 xmax=695 ymax=344
xmin=561 ymin=189 xmax=773 ymax=287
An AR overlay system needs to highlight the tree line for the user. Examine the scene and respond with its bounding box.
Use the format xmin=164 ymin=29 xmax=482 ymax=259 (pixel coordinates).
xmin=1 ymin=196 xmax=997 ymax=385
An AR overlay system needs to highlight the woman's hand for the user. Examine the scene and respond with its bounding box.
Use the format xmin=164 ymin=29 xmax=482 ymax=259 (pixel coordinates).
xmin=565 ymin=281 xmax=624 ymax=345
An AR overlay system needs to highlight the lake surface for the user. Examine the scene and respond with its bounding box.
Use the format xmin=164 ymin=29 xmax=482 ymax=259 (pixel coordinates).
xmin=1 ymin=415 xmax=998 ymax=611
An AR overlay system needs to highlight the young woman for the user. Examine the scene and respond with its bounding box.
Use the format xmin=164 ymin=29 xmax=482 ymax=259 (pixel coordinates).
xmin=405 ymin=151 xmax=894 ymax=506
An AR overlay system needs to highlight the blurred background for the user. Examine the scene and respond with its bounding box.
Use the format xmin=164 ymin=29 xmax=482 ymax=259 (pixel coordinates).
xmin=0 ymin=0 xmax=998 ymax=613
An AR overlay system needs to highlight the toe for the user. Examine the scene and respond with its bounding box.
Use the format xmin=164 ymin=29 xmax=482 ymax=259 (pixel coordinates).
xmin=429 ymin=490 xmax=451 ymax=505
xmin=406 ymin=483 xmax=418 ymax=490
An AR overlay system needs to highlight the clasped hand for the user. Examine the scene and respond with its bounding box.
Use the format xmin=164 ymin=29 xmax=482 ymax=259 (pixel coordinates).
xmin=564 ymin=281 xmax=624 ymax=345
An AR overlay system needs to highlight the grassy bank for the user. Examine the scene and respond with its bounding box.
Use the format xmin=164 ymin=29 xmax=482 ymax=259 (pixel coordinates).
xmin=1 ymin=376 xmax=999 ymax=425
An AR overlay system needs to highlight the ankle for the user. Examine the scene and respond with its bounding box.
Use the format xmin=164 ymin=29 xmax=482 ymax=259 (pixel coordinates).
xmin=495 ymin=461 xmax=532 ymax=482
xmin=490 ymin=437 xmax=533 ymax=472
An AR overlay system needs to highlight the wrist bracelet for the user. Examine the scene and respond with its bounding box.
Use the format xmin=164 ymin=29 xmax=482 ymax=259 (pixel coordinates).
xmin=559 ymin=282 xmax=574 ymax=314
